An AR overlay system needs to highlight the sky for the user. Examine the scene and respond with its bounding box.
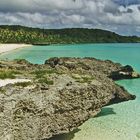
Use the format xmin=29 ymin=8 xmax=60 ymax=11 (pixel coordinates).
xmin=0 ymin=0 xmax=140 ymax=36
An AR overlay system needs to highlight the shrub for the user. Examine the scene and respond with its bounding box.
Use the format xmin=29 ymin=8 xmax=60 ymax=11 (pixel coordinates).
xmin=32 ymin=70 xmax=47 ymax=79
xmin=38 ymin=78 xmax=54 ymax=85
xmin=14 ymin=82 xmax=32 ymax=87
xmin=0 ymin=70 xmax=20 ymax=79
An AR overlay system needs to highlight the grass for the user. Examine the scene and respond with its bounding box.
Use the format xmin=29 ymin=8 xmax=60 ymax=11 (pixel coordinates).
xmin=14 ymin=59 xmax=28 ymax=63
xmin=81 ymin=77 xmax=94 ymax=83
xmin=46 ymin=69 xmax=61 ymax=74
xmin=32 ymin=70 xmax=47 ymax=79
xmin=0 ymin=88 xmax=6 ymax=93
xmin=38 ymin=78 xmax=54 ymax=85
xmin=32 ymin=69 xmax=62 ymax=79
xmin=0 ymin=70 xmax=21 ymax=79
xmin=31 ymin=70 xmax=56 ymax=85
xmin=72 ymin=74 xmax=94 ymax=83
xmin=14 ymin=82 xmax=32 ymax=87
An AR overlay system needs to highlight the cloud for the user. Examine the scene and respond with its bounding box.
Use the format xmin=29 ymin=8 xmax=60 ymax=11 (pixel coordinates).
xmin=114 ymin=0 xmax=140 ymax=6
xmin=0 ymin=0 xmax=140 ymax=35
xmin=0 ymin=0 xmax=85 ymax=13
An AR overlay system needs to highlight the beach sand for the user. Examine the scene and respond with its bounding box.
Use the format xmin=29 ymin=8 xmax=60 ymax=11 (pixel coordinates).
xmin=0 ymin=79 xmax=31 ymax=87
xmin=0 ymin=44 xmax=31 ymax=54
xmin=0 ymin=44 xmax=32 ymax=87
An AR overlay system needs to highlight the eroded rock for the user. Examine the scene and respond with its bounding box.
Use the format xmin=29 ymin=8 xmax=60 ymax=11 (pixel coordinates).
xmin=0 ymin=57 xmax=138 ymax=140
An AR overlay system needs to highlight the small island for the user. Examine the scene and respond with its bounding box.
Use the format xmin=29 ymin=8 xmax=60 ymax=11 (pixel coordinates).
xmin=0 ymin=57 xmax=139 ymax=140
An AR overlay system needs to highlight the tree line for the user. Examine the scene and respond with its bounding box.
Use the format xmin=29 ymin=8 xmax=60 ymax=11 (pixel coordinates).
xmin=0 ymin=25 xmax=139 ymax=44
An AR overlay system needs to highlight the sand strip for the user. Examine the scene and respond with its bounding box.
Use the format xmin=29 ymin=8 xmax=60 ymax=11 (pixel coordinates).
xmin=0 ymin=79 xmax=31 ymax=87
xmin=0 ymin=44 xmax=32 ymax=54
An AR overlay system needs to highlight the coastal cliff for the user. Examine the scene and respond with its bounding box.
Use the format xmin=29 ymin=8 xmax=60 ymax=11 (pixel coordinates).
xmin=0 ymin=58 xmax=139 ymax=140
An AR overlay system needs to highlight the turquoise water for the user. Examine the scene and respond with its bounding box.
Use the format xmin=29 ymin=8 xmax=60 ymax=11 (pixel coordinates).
xmin=0 ymin=43 xmax=140 ymax=71
xmin=0 ymin=43 xmax=140 ymax=140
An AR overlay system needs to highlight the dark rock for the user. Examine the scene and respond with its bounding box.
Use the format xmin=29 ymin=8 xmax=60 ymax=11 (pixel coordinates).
xmin=109 ymin=65 xmax=140 ymax=80
xmin=45 ymin=57 xmax=62 ymax=68
xmin=121 ymin=65 xmax=134 ymax=72
xmin=107 ymin=85 xmax=136 ymax=105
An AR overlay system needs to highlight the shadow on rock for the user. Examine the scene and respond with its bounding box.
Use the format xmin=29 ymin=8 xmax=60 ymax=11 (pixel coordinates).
xmin=95 ymin=107 xmax=116 ymax=118
xmin=47 ymin=129 xmax=81 ymax=140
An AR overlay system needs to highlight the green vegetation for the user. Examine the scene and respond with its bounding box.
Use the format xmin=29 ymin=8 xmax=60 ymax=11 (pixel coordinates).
xmin=32 ymin=69 xmax=62 ymax=79
xmin=76 ymin=77 xmax=94 ymax=83
xmin=14 ymin=82 xmax=32 ymax=87
xmin=0 ymin=87 xmax=5 ymax=93
xmin=14 ymin=59 xmax=31 ymax=64
xmin=80 ymin=77 xmax=94 ymax=83
xmin=32 ymin=70 xmax=47 ymax=79
xmin=31 ymin=70 xmax=55 ymax=85
xmin=0 ymin=70 xmax=20 ymax=79
xmin=38 ymin=78 xmax=54 ymax=85
xmin=72 ymin=74 xmax=94 ymax=83
xmin=0 ymin=25 xmax=140 ymax=44
xmin=46 ymin=69 xmax=60 ymax=74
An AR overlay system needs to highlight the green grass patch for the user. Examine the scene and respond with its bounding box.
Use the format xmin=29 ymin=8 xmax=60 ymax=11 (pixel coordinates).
xmin=32 ymin=69 xmax=62 ymax=79
xmin=0 ymin=88 xmax=6 ymax=93
xmin=14 ymin=82 xmax=32 ymax=87
xmin=38 ymin=78 xmax=54 ymax=85
xmin=14 ymin=59 xmax=28 ymax=63
xmin=31 ymin=70 xmax=47 ymax=79
xmin=46 ymin=69 xmax=60 ymax=74
xmin=0 ymin=70 xmax=21 ymax=79
xmin=79 ymin=77 xmax=94 ymax=83
xmin=72 ymin=74 xmax=94 ymax=83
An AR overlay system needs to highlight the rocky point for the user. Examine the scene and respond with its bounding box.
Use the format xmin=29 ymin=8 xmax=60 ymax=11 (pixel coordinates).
xmin=0 ymin=57 xmax=139 ymax=140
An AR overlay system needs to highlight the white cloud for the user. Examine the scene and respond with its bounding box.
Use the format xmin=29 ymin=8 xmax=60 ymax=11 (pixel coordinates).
xmin=0 ymin=0 xmax=140 ymax=35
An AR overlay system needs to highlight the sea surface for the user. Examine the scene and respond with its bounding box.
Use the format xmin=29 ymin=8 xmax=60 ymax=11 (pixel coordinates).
xmin=0 ymin=43 xmax=140 ymax=140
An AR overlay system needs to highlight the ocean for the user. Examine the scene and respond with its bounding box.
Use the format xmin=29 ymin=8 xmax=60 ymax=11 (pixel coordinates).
xmin=0 ymin=43 xmax=140 ymax=140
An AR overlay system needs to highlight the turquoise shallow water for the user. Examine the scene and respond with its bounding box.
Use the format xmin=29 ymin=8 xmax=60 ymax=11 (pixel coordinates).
xmin=0 ymin=43 xmax=140 ymax=140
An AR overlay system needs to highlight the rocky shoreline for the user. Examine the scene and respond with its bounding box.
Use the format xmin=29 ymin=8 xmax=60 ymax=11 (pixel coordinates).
xmin=0 ymin=57 xmax=139 ymax=140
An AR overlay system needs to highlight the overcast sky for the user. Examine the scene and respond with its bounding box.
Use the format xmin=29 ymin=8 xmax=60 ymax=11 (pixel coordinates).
xmin=0 ymin=0 xmax=140 ymax=36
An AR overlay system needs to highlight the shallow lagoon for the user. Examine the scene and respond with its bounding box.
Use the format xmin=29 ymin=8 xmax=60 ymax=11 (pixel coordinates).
xmin=0 ymin=43 xmax=140 ymax=140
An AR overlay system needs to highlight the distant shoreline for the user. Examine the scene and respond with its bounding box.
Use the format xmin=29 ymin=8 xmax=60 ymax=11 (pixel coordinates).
xmin=32 ymin=42 xmax=140 ymax=46
xmin=0 ymin=44 xmax=32 ymax=54
xmin=0 ymin=42 xmax=140 ymax=55
xmin=0 ymin=25 xmax=140 ymax=45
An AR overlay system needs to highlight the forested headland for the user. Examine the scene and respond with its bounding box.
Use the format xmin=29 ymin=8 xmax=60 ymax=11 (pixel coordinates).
xmin=0 ymin=25 xmax=140 ymax=44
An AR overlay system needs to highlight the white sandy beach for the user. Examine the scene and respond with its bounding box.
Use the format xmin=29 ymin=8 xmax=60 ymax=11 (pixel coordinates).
xmin=0 ymin=79 xmax=31 ymax=87
xmin=0 ymin=44 xmax=32 ymax=88
xmin=0 ymin=44 xmax=31 ymax=54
